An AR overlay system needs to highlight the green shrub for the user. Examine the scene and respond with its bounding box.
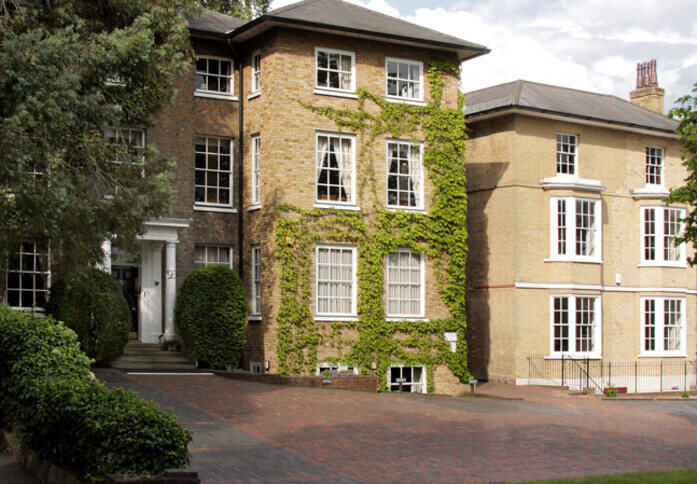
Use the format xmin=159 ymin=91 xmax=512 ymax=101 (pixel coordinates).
xmin=0 ymin=307 xmax=192 ymax=478
xmin=47 ymin=267 xmax=131 ymax=364
xmin=605 ymin=384 xmax=618 ymax=398
xmin=175 ymin=265 xmax=247 ymax=369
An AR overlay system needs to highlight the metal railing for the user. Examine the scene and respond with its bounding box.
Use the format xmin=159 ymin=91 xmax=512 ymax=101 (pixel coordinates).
xmin=528 ymin=355 xmax=697 ymax=394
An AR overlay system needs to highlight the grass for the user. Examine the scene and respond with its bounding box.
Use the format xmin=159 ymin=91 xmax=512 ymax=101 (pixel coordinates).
xmin=528 ymin=469 xmax=697 ymax=483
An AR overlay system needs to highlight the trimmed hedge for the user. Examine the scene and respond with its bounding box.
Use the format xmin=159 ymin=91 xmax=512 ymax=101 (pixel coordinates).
xmin=0 ymin=307 xmax=192 ymax=479
xmin=175 ymin=265 xmax=247 ymax=369
xmin=47 ymin=267 xmax=131 ymax=364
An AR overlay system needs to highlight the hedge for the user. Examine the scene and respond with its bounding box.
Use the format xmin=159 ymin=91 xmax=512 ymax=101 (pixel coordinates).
xmin=47 ymin=267 xmax=131 ymax=364
xmin=0 ymin=307 xmax=192 ymax=479
xmin=175 ymin=265 xmax=247 ymax=369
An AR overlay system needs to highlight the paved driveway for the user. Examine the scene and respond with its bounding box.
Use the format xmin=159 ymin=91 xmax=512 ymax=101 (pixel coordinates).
xmin=95 ymin=370 xmax=697 ymax=483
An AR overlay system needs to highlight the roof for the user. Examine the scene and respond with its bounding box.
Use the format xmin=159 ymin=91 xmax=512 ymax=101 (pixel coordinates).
xmin=188 ymin=9 xmax=246 ymax=37
xmin=225 ymin=0 xmax=489 ymax=61
xmin=464 ymin=80 xmax=678 ymax=134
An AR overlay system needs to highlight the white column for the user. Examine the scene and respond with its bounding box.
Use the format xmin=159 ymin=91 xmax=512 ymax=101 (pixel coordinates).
xmin=164 ymin=242 xmax=177 ymax=341
xmin=151 ymin=243 xmax=163 ymax=342
xmin=99 ymin=239 xmax=112 ymax=273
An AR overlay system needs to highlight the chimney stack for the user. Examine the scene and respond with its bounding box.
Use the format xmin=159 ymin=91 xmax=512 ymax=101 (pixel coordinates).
xmin=629 ymin=60 xmax=665 ymax=115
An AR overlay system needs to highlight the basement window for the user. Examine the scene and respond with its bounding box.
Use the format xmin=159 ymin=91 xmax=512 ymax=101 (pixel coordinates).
xmin=389 ymin=365 xmax=426 ymax=393
xmin=316 ymin=363 xmax=358 ymax=376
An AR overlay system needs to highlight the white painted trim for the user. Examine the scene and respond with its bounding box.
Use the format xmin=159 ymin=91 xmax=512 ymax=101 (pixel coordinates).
xmin=251 ymin=244 xmax=262 ymax=317
xmin=630 ymin=185 xmax=669 ymax=199
xmin=193 ymin=205 xmax=237 ymax=213
xmin=250 ymin=49 xmax=261 ymax=95
xmin=548 ymin=293 xmax=602 ymax=359
xmin=316 ymin=362 xmax=359 ymax=375
xmin=640 ymin=206 xmax=686 ymax=266
xmin=315 ymin=46 xmax=356 ymax=94
xmin=250 ymin=362 xmax=264 ymax=374
xmin=313 ymin=203 xmax=360 ymax=211
xmin=385 ymin=97 xmax=427 ymax=106
xmin=385 ymin=249 xmax=426 ymax=319
xmin=251 ymin=134 xmax=261 ymax=206
xmin=387 ymin=364 xmax=427 ymax=394
xmin=515 ymin=378 xmax=530 ymax=386
xmin=315 ymin=131 xmax=357 ymax=207
xmin=555 ymin=132 xmax=579 ymax=177
xmin=247 ymin=315 xmax=262 ymax=322
xmin=247 ymin=92 xmax=261 ymax=101
xmin=247 ymin=205 xmax=262 ymax=212
xmin=544 ymin=258 xmax=603 ymax=264
xmin=515 ymin=281 xmax=697 ymax=295
xmin=384 ymin=57 xmax=424 ymax=103
xmin=540 ymin=175 xmax=605 ymax=193
xmin=314 ymin=316 xmax=360 ymax=322
xmin=195 ymin=55 xmax=235 ymax=98
xmin=639 ymin=296 xmax=687 ymax=357
xmin=549 ymin=196 xmax=602 ymax=262
xmin=313 ymin=89 xmax=358 ymax=99
xmin=315 ymin=244 xmax=358 ymax=319
xmin=385 ymin=140 xmax=425 ymax=211
xmin=386 ymin=318 xmax=430 ymax=322
xmin=194 ymin=92 xmax=238 ymax=101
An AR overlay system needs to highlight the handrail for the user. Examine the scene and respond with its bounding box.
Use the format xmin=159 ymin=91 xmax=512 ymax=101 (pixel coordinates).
xmin=564 ymin=356 xmax=604 ymax=393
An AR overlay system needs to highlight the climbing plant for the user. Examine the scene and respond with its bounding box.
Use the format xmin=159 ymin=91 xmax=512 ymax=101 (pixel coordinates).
xmin=274 ymin=60 xmax=469 ymax=391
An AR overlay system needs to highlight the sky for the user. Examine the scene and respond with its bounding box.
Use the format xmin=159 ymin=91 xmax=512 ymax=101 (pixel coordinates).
xmin=270 ymin=0 xmax=697 ymax=112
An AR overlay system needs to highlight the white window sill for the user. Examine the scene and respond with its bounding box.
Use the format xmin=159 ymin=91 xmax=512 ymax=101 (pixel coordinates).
xmin=314 ymin=316 xmax=359 ymax=322
xmin=247 ymin=91 xmax=261 ymax=100
xmin=540 ymin=176 xmax=605 ymax=193
xmin=638 ymin=353 xmax=686 ymax=358
xmin=247 ymin=205 xmax=262 ymax=212
xmin=313 ymin=89 xmax=358 ymax=99
xmin=386 ymin=317 xmax=429 ymax=322
xmin=194 ymin=205 xmax=237 ymax=213
xmin=637 ymin=262 xmax=687 ymax=268
xmin=545 ymin=354 xmax=602 ymax=360
xmin=194 ymin=91 xmax=238 ymax=101
xmin=105 ymin=81 xmax=126 ymax=87
xmin=544 ymin=258 xmax=603 ymax=264
xmin=9 ymin=306 xmax=45 ymax=313
xmin=248 ymin=315 xmax=262 ymax=322
xmin=630 ymin=185 xmax=670 ymax=199
xmin=385 ymin=96 xmax=426 ymax=106
xmin=313 ymin=203 xmax=360 ymax=211
xmin=386 ymin=206 xmax=426 ymax=214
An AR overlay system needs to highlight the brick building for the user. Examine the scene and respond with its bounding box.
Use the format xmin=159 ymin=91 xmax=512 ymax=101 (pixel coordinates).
xmin=464 ymin=64 xmax=696 ymax=393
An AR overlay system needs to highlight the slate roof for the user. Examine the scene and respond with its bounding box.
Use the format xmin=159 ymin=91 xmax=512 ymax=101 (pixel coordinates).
xmin=188 ymin=9 xmax=246 ymax=36
xmin=464 ymin=80 xmax=678 ymax=134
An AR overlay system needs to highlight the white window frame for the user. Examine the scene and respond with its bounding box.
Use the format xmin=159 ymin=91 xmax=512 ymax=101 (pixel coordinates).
xmin=195 ymin=56 xmax=235 ymax=99
xmin=388 ymin=365 xmax=426 ymax=393
xmin=314 ymin=47 xmax=356 ymax=94
xmin=549 ymin=197 xmax=602 ymax=263
xmin=386 ymin=140 xmax=424 ymax=211
xmin=645 ymin=146 xmax=664 ymax=187
xmin=104 ymin=127 xmax=146 ymax=164
xmin=5 ymin=241 xmax=50 ymax=311
xmin=640 ymin=297 xmax=686 ymax=357
xmin=251 ymin=50 xmax=261 ymax=94
xmin=194 ymin=245 xmax=233 ymax=269
xmin=251 ymin=135 xmax=261 ymax=207
xmin=315 ymin=245 xmax=358 ymax=320
xmin=385 ymin=58 xmax=424 ymax=103
xmin=194 ymin=136 xmax=234 ymax=209
xmin=556 ymin=133 xmax=578 ymax=177
xmin=548 ymin=294 xmax=602 ymax=359
xmin=385 ymin=249 xmax=425 ymax=319
xmin=250 ymin=362 xmax=264 ymax=374
xmin=251 ymin=244 xmax=262 ymax=317
xmin=640 ymin=206 xmax=686 ymax=267
xmin=315 ymin=362 xmax=359 ymax=375
xmin=315 ymin=132 xmax=357 ymax=208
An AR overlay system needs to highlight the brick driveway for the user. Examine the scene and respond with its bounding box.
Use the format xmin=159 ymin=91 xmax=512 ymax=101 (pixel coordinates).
xmin=95 ymin=370 xmax=697 ymax=483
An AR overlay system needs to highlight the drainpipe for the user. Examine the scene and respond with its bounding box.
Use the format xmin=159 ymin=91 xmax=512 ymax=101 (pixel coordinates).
xmin=228 ymin=38 xmax=244 ymax=281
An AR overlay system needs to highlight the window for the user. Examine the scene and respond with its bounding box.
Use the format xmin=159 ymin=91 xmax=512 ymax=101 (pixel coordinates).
xmin=315 ymin=48 xmax=355 ymax=92
xmin=251 ymin=245 xmax=261 ymax=316
xmin=550 ymin=295 xmax=601 ymax=357
xmin=105 ymin=127 xmax=145 ymax=163
xmin=550 ymin=197 xmax=601 ymax=261
xmin=316 ymin=363 xmax=358 ymax=376
xmin=194 ymin=245 xmax=233 ymax=269
xmin=386 ymin=250 xmax=424 ymax=318
xmin=316 ymin=133 xmax=355 ymax=206
xmin=195 ymin=137 xmax=233 ymax=207
xmin=556 ymin=133 xmax=577 ymax=176
xmin=389 ymin=366 xmax=426 ymax=393
xmin=386 ymin=58 xmax=423 ymax=101
xmin=316 ymin=246 xmax=357 ymax=317
xmin=641 ymin=207 xmax=685 ymax=265
xmin=250 ymin=362 xmax=264 ymax=374
xmin=251 ymin=50 xmax=261 ymax=93
xmin=641 ymin=297 xmax=685 ymax=356
xmin=646 ymin=147 xmax=664 ymax=186
xmin=6 ymin=241 xmax=49 ymax=309
xmin=195 ymin=57 xmax=234 ymax=97
xmin=251 ymin=135 xmax=261 ymax=206
xmin=387 ymin=141 xmax=423 ymax=209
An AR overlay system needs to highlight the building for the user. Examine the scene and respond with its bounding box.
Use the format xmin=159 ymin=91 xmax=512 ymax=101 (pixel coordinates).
xmin=3 ymin=0 xmax=488 ymax=394
xmin=464 ymin=64 xmax=695 ymax=393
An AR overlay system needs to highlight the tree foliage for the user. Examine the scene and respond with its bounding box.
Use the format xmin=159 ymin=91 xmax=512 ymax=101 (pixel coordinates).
xmin=0 ymin=0 xmax=197 ymax=271
xmin=667 ymin=81 xmax=697 ymax=264
xmin=195 ymin=0 xmax=269 ymax=19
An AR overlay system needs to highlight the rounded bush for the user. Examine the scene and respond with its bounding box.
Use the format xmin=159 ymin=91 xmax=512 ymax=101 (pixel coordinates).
xmin=47 ymin=267 xmax=131 ymax=364
xmin=175 ymin=265 xmax=247 ymax=369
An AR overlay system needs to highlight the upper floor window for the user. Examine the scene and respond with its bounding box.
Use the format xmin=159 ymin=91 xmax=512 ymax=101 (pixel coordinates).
xmin=194 ymin=245 xmax=232 ymax=269
xmin=387 ymin=141 xmax=423 ymax=210
xmin=556 ymin=133 xmax=577 ymax=176
xmin=251 ymin=135 xmax=261 ymax=206
xmin=251 ymin=50 xmax=261 ymax=94
xmin=105 ymin=127 xmax=145 ymax=163
xmin=195 ymin=57 xmax=234 ymax=98
xmin=315 ymin=48 xmax=355 ymax=93
xmin=251 ymin=244 xmax=262 ymax=316
xmin=386 ymin=58 xmax=423 ymax=101
xmin=641 ymin=207 xmax=685 ymax=265
xmin=641 ymin=297 xmax=685 ymax=356
xmin=646 ymin=146 xmax=664 ymax=186
xmin=316 ymin=133 xmax=355 ymax=206
xmin=6 ymin=241 xmax=49 ymax=310
xmin=550 ymin=197 xmax=601 ymax=262
xmin=195 ymin=136 xmax=233 ymax=208
xmin=386 ymin=250 xmax=424 ymax=318
xmin=551 ymin=294 xmax=601 ymax=357
xmin=316 ymin=245 xmax=357 ymax=318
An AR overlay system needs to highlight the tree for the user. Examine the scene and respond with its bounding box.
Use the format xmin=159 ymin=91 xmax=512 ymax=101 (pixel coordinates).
xmin=667 ymin=82 xmax=697 ymax=265
xmin=0 ymin=0 xmax=197 ymax=271
xmin=196 ymin=0 xmax=270 ymax=19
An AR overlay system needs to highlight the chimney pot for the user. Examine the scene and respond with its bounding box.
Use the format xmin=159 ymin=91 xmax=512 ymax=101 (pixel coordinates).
xmin=630 ymin=59 xmax=664 ymax=114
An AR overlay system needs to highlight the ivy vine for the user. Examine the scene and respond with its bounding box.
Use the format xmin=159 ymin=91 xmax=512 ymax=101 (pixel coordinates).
xmin=274 ymin=60 xmax=469 ymax=391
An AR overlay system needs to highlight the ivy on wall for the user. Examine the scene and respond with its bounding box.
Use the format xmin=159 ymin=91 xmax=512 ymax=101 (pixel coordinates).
xmin=274 ymin=61 xmax=469 ymax=391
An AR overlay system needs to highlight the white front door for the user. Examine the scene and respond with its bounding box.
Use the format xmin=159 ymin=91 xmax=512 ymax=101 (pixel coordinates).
xmin=139 ymin=241 xmax=163 ymax=343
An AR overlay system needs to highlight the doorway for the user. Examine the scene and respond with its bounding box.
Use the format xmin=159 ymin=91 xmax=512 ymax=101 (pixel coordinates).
xmin=112 ymin=265 xmax=139 ymax=340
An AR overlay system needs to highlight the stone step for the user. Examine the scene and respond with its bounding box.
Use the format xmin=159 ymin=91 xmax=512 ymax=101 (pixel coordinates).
xmin=122 ymin=347 xmax=176 ymax=355
xmin=112 ymin=343 xmax=196 ymax=370
xmin=112 ymin=361 xmax=198 ymax=370
xmin=115 ymin=355 xmax=194 ymax=364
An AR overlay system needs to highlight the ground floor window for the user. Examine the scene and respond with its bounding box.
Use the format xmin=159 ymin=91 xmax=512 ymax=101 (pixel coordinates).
xmin=6 ymin=241 xmax=50 ymax=309
xmin=550 ymin=294 xmax=601 ymax=357
xmin=641 ymin=297 xmax=685 ymax=356
xmin=389 ymin=365 xmax=426 ymax=393
xmin=194 ymin=245 xmax=233 ymax=269
xmin=250 ymin=362 xmax=264 ymax=374
xmin=316 ymin=362 xmax=358 ymax=376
